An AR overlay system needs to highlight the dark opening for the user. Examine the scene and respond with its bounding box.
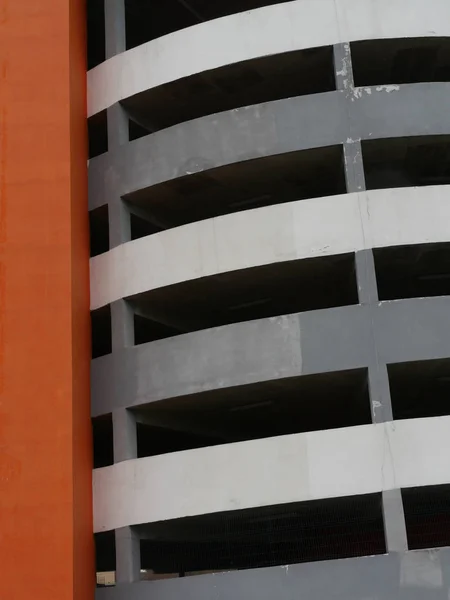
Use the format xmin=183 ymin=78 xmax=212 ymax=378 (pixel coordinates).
xmin=88 ymin=110 xmax=108 ymax=159
xmin=126 ymin=145 xmax=346 ymax=236
xmin=91 ymin=305 xmax=112 ymax=358
xmin=374 ymin=242 xmax=450 ymax=301
xmin=92 ymin=414 xmax=114 ymax=468
xmin=139 ymin=493 xmax=385 ymax=579
xmin=388 ymin=358 xmax=450 ymax=421
xmin=90 ymin=205 xmax=110 ymax=257
xmin=122 ymin=46 xmax=335 ymax=134
xmin=352 ymin=37 xmax=450 ymax=87
xmin=134 ymin=313 xmax=181 ymax=345
xmin=136 ymin=368 xmax=371 ymax=458
xmin=402 ymin=484 xmax=450 ymax=551
xmin=87 ymin=0 xmax=106 ymax=70
xmin=363 ymin=136 xmax=450 ymax=191
xmin=132 ymin=252 xmax=358 ymax=345
xmin=95 ymin=531 xmax=116 ymax=587
xmin=130 ymin=212 xmax=163 ymax=241
xmin=129 ymin=118 xmax=151 ymax=141
xmin=125 ymin=0 xmax=296 ymax=51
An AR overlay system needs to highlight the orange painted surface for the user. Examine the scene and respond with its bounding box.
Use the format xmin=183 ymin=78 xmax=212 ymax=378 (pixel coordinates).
xmin=0 ymin=1 xmax=94 ymax=599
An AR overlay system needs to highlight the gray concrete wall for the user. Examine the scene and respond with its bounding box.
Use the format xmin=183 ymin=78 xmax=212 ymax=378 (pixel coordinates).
xmin=91 ymin=296 xmax=450 ymax=417
xmin=96 ymin=548 xmax=450 ymax=600
xmin=89 ymin=83 xmax=450 ymax=211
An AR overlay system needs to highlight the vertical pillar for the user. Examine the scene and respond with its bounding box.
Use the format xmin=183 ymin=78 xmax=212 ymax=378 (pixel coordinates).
xmin=109 ymin=196 xmax=131 ymax=248
xmin=105 ymin=0 xmax=126 ymax=59
xmin=111 ymin=298 xmax=134 ymax=351
xmin=115 ymin=526 xmax=141 ymax=584
xmin=355 ymin=249 xmax=393 ymax=423
xmin=107 ymin=103 xmax=131 ymax=247
xmin=382 ymin=490 xmax=408 ymax=553
xmin=113 ymin=409 xmax=137 ymax=463
xmin=354 ymin=249 xmax=378 ymax=305
xmin=107 ymin=103 xmax=129 ymax=150
xmin=105 ymin=0 xmax=129 ymax=249
xmin=333 ymin=42 xmax=353 ymax=92
xmin=111 ymin=299 xmax=137 ymax=463
xmin=354 ymin=248 xmax=408 ymax=553
xmin=343 ymin=142 xmax=366 ymax=193
xmin=333 ymin=43 xmax=366 ymax=194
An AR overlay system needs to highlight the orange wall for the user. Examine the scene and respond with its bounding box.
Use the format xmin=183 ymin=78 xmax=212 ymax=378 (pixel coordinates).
xmin=0 ymin=1 xmax=93 ymax=599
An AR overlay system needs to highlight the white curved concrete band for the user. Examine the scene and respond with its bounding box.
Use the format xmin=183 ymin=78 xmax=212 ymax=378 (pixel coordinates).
xmin=88 ymin=0 xmax=450 ymax=116
xmin=93 ymin=415 xmax=450 ymax=532
xmin=90 ymin=185 xmax=450 ymax=310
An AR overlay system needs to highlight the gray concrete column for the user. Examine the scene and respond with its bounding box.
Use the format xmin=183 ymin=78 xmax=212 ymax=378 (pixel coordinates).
xmin=111 ymin=299 xmax=137 ymax=463
xmin=382 ymin=489 xmax=408 ymax=553
xmin=105 ymin=0 xmax=126 ymax=59
xmin=355 ymin=250 xmax=378 ymax=305
xmin=333 ymin=43 xmax=353 ymax=92
xmin=354 ymin=250 xmax=393 ymax=422
xmin=107 ymin=103 xmax=129 ymax=150
xmin=107 ymin=104 xmax=131 ymax=248
xmin=354 ymin=251 xmax=407 ymax=551
xmin=369 ymin=368 xmax=407 ymax=553
xmin=111 ymin=299 xmax=134 ymax=351
xmin=109 ymin=196 xmax=131 ymax=248
xmin=357 ymin=240 xmax=408 ymax=555
xmin=368 ymin=362 xmax=393 ymax=424
xmin=113 ymin=408 xmax=137 ymax=463
xmin=355 ymin=248 xmax=392 ymax=422
xmin=333 ymin=43 xmax=366 ymax=193
xmin=115 ymin=526 xmax=141 ymax=584
xmin=343 ymin=142 xmax=366 ymax=193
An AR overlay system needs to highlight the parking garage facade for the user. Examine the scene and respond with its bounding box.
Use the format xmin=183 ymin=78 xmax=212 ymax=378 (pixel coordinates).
xmin=88 ymin=1 xmax=450 ymax=599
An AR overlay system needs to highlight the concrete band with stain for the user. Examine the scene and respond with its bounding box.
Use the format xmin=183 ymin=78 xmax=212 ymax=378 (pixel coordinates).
xmin=87 ymin=0 xmax=450 ymax=116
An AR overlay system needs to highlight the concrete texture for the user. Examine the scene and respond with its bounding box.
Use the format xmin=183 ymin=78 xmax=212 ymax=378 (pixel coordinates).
xmin=88 ymin=83 xmax=450 ymax=211
xmin=97 ymin=548 xmax=450 ymax=600
xmin=91 ymin=296 xmax=450 ymax=417
xmin=115 ymin=526 xmax=140 ymax=584
xmin=91 ymin=2 xmax=450 ymax=592
xmin=87 ymin=0 xmax=450 ymax=116
xmin=112 ymin=409 xmax=137 ymax=464
xmin=104 ymin=0 xmax=125 ymax=60
xmin=90 ymin=186 xmax=450 ymax=309
xmin=383 ymin=489 xmax=409 ymax=553
xmin=93 ymin=415 xmax=450 ymax=531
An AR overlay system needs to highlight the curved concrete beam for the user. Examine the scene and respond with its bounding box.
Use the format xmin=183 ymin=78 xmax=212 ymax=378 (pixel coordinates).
xmin=93 ymin=415 xmax=450 ymax=531
xmin=89 ymin=83 xmax=450 ymax=210
xmin=96 ymin=548 xmax=450 ymax=600
xmin=87 ymin=0 xmax=450 ymax=116
xmin=90 ymin=186 xmax=450 ymax=310
xmin=91 ymin=296 xmax=450 ymax=417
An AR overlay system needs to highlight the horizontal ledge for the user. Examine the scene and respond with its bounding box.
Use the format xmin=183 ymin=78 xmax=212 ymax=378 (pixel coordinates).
xmin=89 ymin=83 xmax=450 ymax=210
xmin=90 ymin=186 xmax=450 ymax=310
xmin=96 ymin=548 xmax=450 ymax=600
xmin=93 ymin=415 xmax=450 ymax=531
xmin=87 ymin=0 xmax=450 ymax=116
xmin=91 ymin=296 xmax=450 ymax=417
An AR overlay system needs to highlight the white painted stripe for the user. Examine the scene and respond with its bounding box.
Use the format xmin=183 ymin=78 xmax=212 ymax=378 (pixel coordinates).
xmin=90 ymin=186 xmax=450 ymax=310
xmin=88 ymin=0 xmax=450 ymax=116
xmin=93 ymin=415 xmax=450 ymax=532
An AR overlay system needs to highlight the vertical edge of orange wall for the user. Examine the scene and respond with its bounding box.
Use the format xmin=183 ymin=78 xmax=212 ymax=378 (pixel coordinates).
xmin=70 ymin=0 xmax=95 ymax=598
xmin=0 ymin=0 xmax=94 ymax=598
